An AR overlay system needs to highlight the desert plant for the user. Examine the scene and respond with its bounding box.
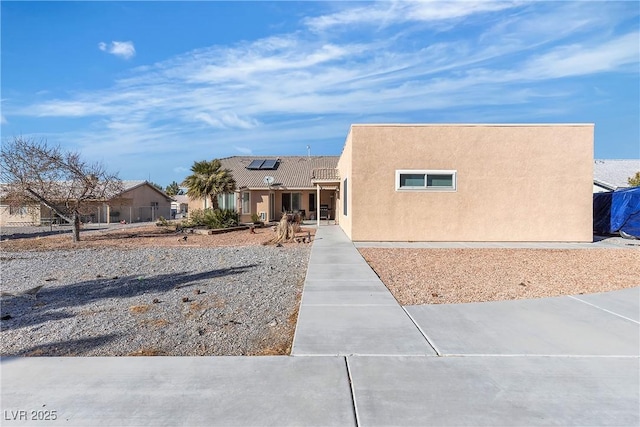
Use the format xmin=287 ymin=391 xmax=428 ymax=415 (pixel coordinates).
xmin=182 ymin=159 xmax=236 ymax=209
xmin=251 ymin=213 xmax=262 ymax=223
xmin=264 ymin=214 xmax=300 ymax=245
xmin=183 ymin=208 xmax=238 ymax=229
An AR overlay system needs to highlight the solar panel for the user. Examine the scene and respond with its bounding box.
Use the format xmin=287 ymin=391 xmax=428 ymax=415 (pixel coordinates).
xmin=247 ymin=160 xmax=265 ymax=170
xmin=260 ymin=159 xmax=279 ymax=170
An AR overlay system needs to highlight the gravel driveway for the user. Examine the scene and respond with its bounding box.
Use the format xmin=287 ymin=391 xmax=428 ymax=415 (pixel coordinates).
xmin=0 ymin=245 xmax=310 ymax=356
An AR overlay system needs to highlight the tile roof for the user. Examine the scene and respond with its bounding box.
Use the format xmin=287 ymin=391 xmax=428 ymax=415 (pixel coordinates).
xmin=219 ymin=156 xmax=339 ymax=189
xmin=312 ymin=168 xmax=341 ymax=181
xmin=593 ymin=159 xmax=640 ymax=190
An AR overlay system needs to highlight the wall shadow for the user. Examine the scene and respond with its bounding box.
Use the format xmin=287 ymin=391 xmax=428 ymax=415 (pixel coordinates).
xmin=1 ymin=333 xmax=120 ymax=357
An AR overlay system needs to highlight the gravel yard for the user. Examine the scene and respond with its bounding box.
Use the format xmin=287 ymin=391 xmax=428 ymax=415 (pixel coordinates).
xmin=0 ymin=226 xmax=312 ymax=356
xmin=359 ymin=248 xmax=640 ymax=305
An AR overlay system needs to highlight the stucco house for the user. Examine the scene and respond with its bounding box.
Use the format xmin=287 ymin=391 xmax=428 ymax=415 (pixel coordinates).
xmin=187 ymin=156 xmax=339 ymax=223
xmin=335 ymin=124 xmax=594 ymax=242
xmin=106 ymin=181 xmax=173 ymax=224
xmin=0 ymin=180 xmax=172 ymax=226
xmin=192 ymin=124 xmax=594 ymax=242
xmin=593 ymin=159 xmax=640 ymax=193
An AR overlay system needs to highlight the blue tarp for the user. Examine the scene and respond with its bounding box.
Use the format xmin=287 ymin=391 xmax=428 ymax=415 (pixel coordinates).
xmin=593 ymin=187 xmax=640 ymax=237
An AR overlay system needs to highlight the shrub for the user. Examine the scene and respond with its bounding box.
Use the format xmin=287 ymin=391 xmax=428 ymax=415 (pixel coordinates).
xmin=184 ymin=208 xmax=239 ymax=229
xmin=211 ymin=209 xmax=239 ymax=229
xmin=251 ymin=213 xmax=261 ymax=223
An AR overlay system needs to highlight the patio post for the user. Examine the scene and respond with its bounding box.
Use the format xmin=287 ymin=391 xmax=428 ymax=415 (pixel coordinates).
xmin=316 ymin=184 xmax=321 ymax=227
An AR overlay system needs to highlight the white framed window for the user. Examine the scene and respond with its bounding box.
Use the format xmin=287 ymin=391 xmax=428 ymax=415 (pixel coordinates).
xmin=396 ymin=170 xmax=457 ymax=191
xmin=241 ymin=192 xmax=250 ymax=214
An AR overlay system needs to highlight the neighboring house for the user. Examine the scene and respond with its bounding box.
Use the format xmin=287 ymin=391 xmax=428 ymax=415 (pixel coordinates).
xmin=106 ymin=181 xmax=173 ymax=224
xmin=186 ymin=156 xmax=339 ymax=223
xmin=0 ymin=200 xmax=42 ymax=226
xmin=191 ymin=123 xmax=594 ymax=242
xmin=0 ymin=180 xmax=172 ymax=226
xmin=171 ymin=194 xmax=190 ymax=219
xmin=593 ymin=159 xmax=640 ymax=193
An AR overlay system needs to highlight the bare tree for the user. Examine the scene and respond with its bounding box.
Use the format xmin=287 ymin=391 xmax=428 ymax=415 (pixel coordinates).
xmin=1 ymin=137 xmax=122 ymax=242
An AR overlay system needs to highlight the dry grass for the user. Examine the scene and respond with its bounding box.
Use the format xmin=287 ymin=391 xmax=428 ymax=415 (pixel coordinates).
xmin=359 ymin=248 xmax=640 ymax=305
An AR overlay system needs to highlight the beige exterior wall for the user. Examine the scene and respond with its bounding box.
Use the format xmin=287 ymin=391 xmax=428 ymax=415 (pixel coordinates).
xmin=244 ymin=190 xmax=269 ymax=222
xmin=336 ymin=129 xmax=354 ymax=238
xmin=0 ymin=204 xmax=42 ymax=226
xmin=109 ymin=184 xmax=171 ymax=223
xmin=343 ymin=124 xmax=594 ymax=242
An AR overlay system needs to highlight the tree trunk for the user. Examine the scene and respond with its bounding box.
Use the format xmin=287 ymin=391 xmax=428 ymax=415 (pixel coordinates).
xmin=72 ymin=211 xmax=81 ymax=242
xmin=25 ymin=188 xmax=73 ymax=223
xmin=211 ymin=195 xmax=219 ymax=210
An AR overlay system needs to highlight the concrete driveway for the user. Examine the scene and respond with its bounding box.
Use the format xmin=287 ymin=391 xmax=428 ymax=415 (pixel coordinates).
xmin=1 ymin=225 xmax=638 ymax=426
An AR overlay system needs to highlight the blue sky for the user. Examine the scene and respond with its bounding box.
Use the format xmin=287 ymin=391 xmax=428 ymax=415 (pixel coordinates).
xmin=2 ymin=1 xmax=639 ymax=187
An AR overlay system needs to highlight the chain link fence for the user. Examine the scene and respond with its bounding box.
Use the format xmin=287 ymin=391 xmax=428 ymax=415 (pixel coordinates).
xmin=40 ymin=205 xmax=172 ymax=226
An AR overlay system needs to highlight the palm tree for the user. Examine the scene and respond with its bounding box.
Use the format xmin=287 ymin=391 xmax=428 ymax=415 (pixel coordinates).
xmin=165 ymin=181 xmax=181 ymax=196
xmin=182 ymin=159 xmax=236 ymax=210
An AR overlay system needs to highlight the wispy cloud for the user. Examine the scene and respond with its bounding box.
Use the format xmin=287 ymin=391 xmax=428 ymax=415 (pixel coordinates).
xmin=3 ymin=2 xmax=638 ymax=175
xmin=194 ymin=112 xmax=259 ymax=129
xmin=98 ymin=41 xmax=136 ymax=59
xmin=304 ymin=0 xmax=521 ymax=31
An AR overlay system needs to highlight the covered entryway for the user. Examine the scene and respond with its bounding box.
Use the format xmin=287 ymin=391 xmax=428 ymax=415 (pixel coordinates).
xmin=311 ymin=168 xmax=340 ymax=226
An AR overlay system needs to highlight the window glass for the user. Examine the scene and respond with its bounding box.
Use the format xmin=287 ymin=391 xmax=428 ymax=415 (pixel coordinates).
xmin=343 ymin=178 xmax=348 ymax=216
xmin=242 ymin=192 xmax=250 ymax=213
xmin=309 ymin=193 xmax=316 ymax=211
xmin=282 ymin=193 xmax=291 ymax=212
xmin=218 ymin=193 xmax=236 ymax=210
xmin=292 ymin=193 xmax=301 ymax=211
xmin=400 ymin=174 xmax=425 ymax=187
xmin=427 ymin=174 xmax=453 ymax=187
xmin=396 ymin=170 xmax=457 ymax=191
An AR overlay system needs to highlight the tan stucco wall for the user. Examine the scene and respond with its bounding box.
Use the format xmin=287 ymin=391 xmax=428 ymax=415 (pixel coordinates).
xmin=344 ymin=124 xmax=594 ymax=242
xmin=0 ymin=204 xmax=42 ymax=226
xmin=336 ymin=129 xmax=354 ymax=238
xmin=110 ymin=185 xmax=172 ymax=223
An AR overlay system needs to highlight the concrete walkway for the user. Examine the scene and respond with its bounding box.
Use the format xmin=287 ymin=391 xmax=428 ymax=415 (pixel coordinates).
xmin=1 ymin=225 xmax=638 ymax=426
xmin=292 ymin=225 xmax=434 ymax=356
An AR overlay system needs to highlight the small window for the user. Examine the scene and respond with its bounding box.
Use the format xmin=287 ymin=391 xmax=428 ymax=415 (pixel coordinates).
xmin=396 ymin=170 xmax=457 ymax=191
xmin=343 ymin=178 xmax=348 ymax=216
